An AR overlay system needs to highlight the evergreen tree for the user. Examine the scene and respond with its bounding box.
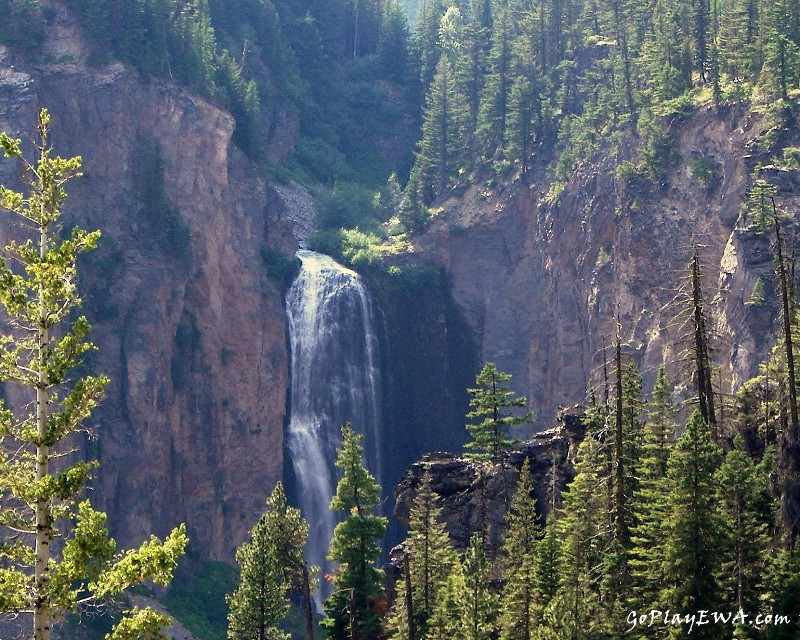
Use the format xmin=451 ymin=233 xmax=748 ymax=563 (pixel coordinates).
xmin=0 ymin=109 xmax=188 ymax=640
xmin=387 ymin=479 xmax=456 ymax=640
xmin=478 ymin=4 xmax=514 ymax=156
xmin=662 ymin=411 xmax=724 ymax=639
xmin=424 ymin=569 xmax=465 ymax=640
xmin=412 ymin=0 xmax=447 ymax=88
xmin=533 ymin=515 xmax=561 ymax=611
xmin=557 ymin=436 xmax=609 ymax=639
xmin=323 ymin=424 xmax=388 ymax=640
xmin=258 ymin=482 xmax=316 ymax=640
xmin=456 ymin=5 xmax=491 ymax=150
xmin=379 ymin=0 xmax=411 ymax=82
xmin=715 ymin=436 xmax=771 ymax=624
xmin=416 ymin=55 xmax=470 ymax=202
xmin=629 ymin=365 xmax=675 ymax=612
xmin=639 ymin=0 xmax=692 ymax=101
xmin=499 ymin=459 xmax=540 ymax=640
xmin=465 ymin=363 xmax=533 ymax=460
xmin=460 ymin=534 xmax=499 ymax=640
xmin=759 ymin=0 xmax=793 ymax=100
xmin=227 ymin=505 xmax=291 ymax=640
xmin=398 ymin=165 xmax=431 ymax=234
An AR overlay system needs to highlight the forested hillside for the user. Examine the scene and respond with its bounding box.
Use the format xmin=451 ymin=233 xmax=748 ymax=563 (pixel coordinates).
xmin=3 ymin=0 xmax=800 ymax=639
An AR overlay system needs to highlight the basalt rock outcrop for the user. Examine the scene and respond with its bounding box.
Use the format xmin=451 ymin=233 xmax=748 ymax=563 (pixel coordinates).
xmin=393 ymin=408 xmax=585 ymax=555
xmin=0 ymin=6 xmax=304 ymax=560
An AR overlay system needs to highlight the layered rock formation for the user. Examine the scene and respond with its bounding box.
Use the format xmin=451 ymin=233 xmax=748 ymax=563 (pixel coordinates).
xmin=0 ymin=7 xmax=303 ymax=559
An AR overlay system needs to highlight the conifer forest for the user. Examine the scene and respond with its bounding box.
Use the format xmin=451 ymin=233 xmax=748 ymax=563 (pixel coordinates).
xmin=3 ymin=0 xmax=800 ymax=639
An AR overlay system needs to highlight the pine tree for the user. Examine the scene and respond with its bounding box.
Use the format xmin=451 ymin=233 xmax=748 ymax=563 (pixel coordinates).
xmin=662 ymin=411 xmax=724 ymax=639
xmin=424 ymin=569 xmax=465 ymax=640
xmin=640 ymin=0 xmax=692 ymax=101
xmin=499 ymin=459 xmax=540 ymax=640
xmin=465 ymin=363 xmax=533 ymax=460
xmin=477 ymin=4 xmax=514 ymax=156
xmin=411 ymin=0 xmax=446 ymax=88
xmin=323 ymin=424 xmax=388 ymax=640
xmin=629 ymin=365 xmax=675 ymax=612
xmin=0 ymin=109 xmax=188 ymax=640
xmin=715 ymin=436 xmax=771 ymax=623
xmin=460 ymin=534 xmax=499 ymax=640
xmin=557 ymin=436 xmax=609 ymax=639
xmin=387 ymin=479 xmax=456 ymax=640
xmin=398 ymin=165 xmax=430 ymax=234
xmin=455 ymin=6 xmax=490 ymax=150
xmin=254 ymin=482 xmax=316 ymax=640
xmin=227 ymin=506 xmax=291 ymax=640
xmin=416 ymin=55 xmax=470 ymax=202
xmin=759 ymin=0 xmax=792 ymax=100
xmin=690 ymin=249 xmax=717 ymax=434
xmin=379 ymin=0 xmax=410 ymax=82
xmin=603 ymin=356 xmax=644 ymax=636
xmin=506 ymin=6 xmax=551 ymax=171
xmin=533 ymin=515 xmax=561 ymax=611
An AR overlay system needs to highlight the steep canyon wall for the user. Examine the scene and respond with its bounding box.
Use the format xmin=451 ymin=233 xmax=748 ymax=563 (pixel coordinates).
xmin=0 ymin=9 xmax=299 ymax=560
xmin=414 ymin=104 xmax=800 ymax=429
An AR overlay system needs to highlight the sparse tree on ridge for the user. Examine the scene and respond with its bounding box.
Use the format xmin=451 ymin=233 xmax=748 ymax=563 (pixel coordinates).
xmin=465 ymin=363 xmax=533 ymax=461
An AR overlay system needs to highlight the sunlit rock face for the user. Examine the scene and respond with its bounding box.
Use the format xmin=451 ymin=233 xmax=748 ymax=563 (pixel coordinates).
xmin=0 ymin=10 xmax=300 ymax=561
xmin=414 ymin=104 xmax=796 ymax=430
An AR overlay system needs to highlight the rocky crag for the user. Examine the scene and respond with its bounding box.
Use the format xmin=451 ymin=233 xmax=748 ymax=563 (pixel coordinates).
xmin=393 ymin=409 xmax=585 ymax=556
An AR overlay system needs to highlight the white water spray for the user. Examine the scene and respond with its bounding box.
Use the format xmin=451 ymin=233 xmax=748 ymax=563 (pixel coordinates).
xmin=285 ymin=250 xmax=383 ymax=610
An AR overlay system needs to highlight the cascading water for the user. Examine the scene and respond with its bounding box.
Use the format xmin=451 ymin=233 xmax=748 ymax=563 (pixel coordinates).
xmin=285 ymin=249 xmax=384 ymax=610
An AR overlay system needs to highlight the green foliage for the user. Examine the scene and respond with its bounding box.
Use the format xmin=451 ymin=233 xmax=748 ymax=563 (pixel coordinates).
xmin=227 ymin=487 xmax=294 ymax=640
xmin=747 ymin=277 xmax=767 ymax=307
xmin=662 ymin=412 xmax=725 ymax=634
xmin=499 ymin=460 xmax=540 ymax=640
xmin=556 ymin=435 xmax=609 ymax=639
xmin=415 ymin=56 xmax=470 ymax=203
xmin=163 ymin=562 xmax=239 ymax=640
xmin=0 ymin=109 xmax=187 ymax=640
xmin=465 ymin=363 xmax=533 ymax=460
xmin=716 ymin=436 xmax=772 ymax=617
xmin=308 ymin=228 xmax=388 ymax=271
xmin=324 ymin=424 xmax=387 ymax=640
xmin=691 ymin=155 xmax=714 ymax=187
xmin=459 ymin=535 xmax=499 ymax=640
xmin=387 ymin=480 xmax=456 ymax=640
xmin=260 ymin=247 xmax=299 ymax=290
xmin=134 ymin=136 xmax=191 ymax=261
xmin=0 ymin=0 xmax=46 ymax=50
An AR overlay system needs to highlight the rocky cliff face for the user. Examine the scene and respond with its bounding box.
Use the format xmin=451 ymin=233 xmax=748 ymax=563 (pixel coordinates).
xmin=392 ymin=409 xmax=583 ymax=559
xmin=0 ymin=6 xmax=305 ymax=560
xmin=414 ymin=104 xmax=800 ymax=429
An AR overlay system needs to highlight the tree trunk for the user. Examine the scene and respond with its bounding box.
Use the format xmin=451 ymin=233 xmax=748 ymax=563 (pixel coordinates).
xmin=691 ymin=250 xmax=717 ymax=433
xmin=404 ymin=553 xmax=415 ymax=640
xmin=773 ymin=199 xmax=800 ymax=548
xmin=614 ymin=326 xmax=627 ymax=544
xmin=303 ymin=564 xmax=314 ymax=640
xmin=34 ymin=207 xmax=50 ymax=640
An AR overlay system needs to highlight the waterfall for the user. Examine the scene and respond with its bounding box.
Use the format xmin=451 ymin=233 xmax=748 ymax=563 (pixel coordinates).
xmin=285 ymin=249 xmax=384 ymax=610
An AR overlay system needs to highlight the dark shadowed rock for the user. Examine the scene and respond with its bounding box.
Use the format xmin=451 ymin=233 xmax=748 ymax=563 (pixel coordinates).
xmin=393 ymin=408 xmax=584 ymax=556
